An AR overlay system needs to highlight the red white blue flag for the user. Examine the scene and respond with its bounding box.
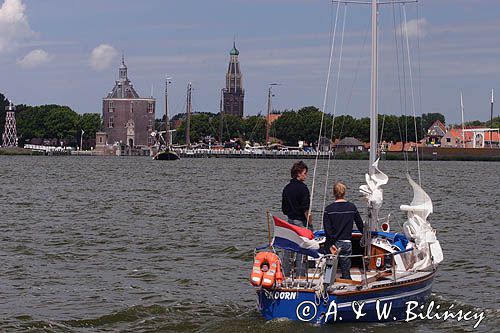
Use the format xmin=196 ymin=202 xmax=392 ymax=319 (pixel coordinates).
xmin=272 ymin=215 xmax=320 ymax=258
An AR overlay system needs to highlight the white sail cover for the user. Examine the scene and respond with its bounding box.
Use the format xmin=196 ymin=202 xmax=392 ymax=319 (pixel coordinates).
xmin=359 ymin=158 xmax=388 ymax=209
xmin=400 ymin=175 xmax=443 ymax=270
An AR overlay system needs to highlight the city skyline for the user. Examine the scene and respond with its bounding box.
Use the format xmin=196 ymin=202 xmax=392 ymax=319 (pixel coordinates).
xmin=0 ymin=0 xmax=499 ymax=125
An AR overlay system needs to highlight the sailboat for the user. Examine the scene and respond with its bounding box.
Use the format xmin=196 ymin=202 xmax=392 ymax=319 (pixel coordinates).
xmin=250 ymin=0 xmax=443 ymax=324
xmin=153 ymin=76 xmax=180 ymax=161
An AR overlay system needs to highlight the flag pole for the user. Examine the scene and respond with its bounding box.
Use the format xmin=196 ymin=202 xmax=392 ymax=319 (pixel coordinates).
xmin=266 ymin=209 xmax=271 ymax=246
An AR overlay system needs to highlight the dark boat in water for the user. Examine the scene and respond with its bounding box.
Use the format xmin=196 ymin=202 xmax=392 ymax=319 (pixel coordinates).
xmin=153 ymin=75 xmax=180 ymax=161
xmin=153 ymin=149 xmax=179 ymax=160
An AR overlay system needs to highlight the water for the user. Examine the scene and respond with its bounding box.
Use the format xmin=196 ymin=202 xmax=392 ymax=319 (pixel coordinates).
xmin=0 ymin=156 xmax=498 ymax=332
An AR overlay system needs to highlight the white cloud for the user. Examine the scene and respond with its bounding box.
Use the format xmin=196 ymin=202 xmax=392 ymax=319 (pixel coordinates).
xmin=0 ymin=0 xmax=35 ymax=53
xmin=90 ymin=44 xmax=118 ymax=70
xmin=17 ymin=48 xmax=51 ymax=68
xmin=398 ymin=18 xmax=427 ymax=38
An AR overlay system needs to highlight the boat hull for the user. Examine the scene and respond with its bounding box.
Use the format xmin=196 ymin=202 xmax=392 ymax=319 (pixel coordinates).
xmin=153 ymin=150 xmax=180 ymax=160
xmin=257 ymin=271 xmax=434 ymax=324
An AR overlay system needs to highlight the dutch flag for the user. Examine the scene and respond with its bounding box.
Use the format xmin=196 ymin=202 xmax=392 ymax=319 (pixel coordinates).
xmin=272 ymin=215 xmax=320 ymax=258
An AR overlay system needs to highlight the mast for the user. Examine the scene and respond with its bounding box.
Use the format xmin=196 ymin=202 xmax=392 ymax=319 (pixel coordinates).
xmin=460 ymin=92 xmax=465 ymax=148
xmin=365 ymin=0 xmax=379 ymax=258
xmin=186 ymin=82 xmax=192 ymax=147
xmin=219 ymin=89 xmax=224 ymax=145
xmin=165 ymin=76 xmax=171 ymax=147
xmin=266 ymin=84 xmax=278 ymax=145
xmin=369 ymin=0 xmax=379 ymax=174
xmin=266 ymin=86 xmax=271 ymax=145
xmin=490 ymin=89 xmax=494 ymax=148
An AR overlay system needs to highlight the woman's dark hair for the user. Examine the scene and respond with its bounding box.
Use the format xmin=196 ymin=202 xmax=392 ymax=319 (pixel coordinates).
xmin=290 ymin=161 xmax=308 ymax=179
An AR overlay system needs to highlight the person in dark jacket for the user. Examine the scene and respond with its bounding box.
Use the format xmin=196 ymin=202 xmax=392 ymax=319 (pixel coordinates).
xmin=281 ymin=161 xmax=312 ymax=277
xmin=323 ymin=182 xmax=364 ymax=280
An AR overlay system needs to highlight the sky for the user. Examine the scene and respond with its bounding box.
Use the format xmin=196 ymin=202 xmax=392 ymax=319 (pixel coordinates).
xmin=0 ymin=0 xmax=499 ymax=125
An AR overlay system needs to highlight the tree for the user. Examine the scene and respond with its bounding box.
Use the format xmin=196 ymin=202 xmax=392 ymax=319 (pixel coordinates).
xmin=79 ymin=113 xmax=102 ymax=147
xmin=242 ymin=115 xmax=266 ymax=143
xmin=0 ymin=93 xmax=9 ymax=135
xmin=175 ymin=112 xmax=219 ymax=144
xmin=16 ymin=105 xmax=50 ymax=143
xmin=421 ymin=113 xmax=445 ymax=133
xmin=272 ymin=106 xmax=334 ymax=146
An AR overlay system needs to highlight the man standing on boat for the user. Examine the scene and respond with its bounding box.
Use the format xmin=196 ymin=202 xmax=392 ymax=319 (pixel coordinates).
xmin=281 ymin=161 xmax=312 ymax=277
xmin=323 ymin=182 xmax=364 ymax=280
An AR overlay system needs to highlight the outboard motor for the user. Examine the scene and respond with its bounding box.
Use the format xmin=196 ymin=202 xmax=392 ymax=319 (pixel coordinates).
xmin=323 ymin=255 xmax=339 ymax=288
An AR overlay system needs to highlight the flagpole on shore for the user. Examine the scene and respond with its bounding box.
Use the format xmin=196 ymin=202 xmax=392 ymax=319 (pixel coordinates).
xmin=80 ymin=129 xmax=84 ymax=151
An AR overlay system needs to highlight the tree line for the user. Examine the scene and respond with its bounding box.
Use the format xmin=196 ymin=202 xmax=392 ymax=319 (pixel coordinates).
xmin=171 ymin=106 xmax=446 ymax=146
xmin=6 ymin=90 xmax=497 ymax=148
xmin=1 ymin=93 xmax=101 ymax=148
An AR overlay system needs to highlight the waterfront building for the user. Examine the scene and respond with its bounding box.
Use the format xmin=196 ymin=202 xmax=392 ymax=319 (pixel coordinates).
xmin=223 ymin=42 xmax=245 ymax=117
xmin=425 ymin=120 xmax=447 ymax=146
xmin=2 ymin=101 xmax=17 ymax=147
xmin=101 ymin=55 xmax=156 ymax=147
xmin=335 ymin=137 xmax=365 ymax=153
xmin=441 ymin=127 xmax=500 ymax=148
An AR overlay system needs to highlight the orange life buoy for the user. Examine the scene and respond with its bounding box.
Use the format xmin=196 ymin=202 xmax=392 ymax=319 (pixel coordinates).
xmin=250 ymin=252 xmax=283 ymax=288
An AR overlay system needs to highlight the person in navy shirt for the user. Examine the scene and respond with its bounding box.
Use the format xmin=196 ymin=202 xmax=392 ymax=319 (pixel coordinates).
xmin=281 ymin=161 xmax=312 ymax=277
xmin=323 ymin=182 xmax=364 ymax=280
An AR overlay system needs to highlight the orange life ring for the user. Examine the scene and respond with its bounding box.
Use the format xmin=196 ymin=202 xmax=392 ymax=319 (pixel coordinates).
xmin=250 ymin=252 xmax=283 ymax=288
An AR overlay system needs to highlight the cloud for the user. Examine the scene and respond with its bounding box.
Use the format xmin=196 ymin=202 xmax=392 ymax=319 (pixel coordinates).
xmin=0 ymin=0 xmax=35 ymax=53
xmin=398 ymin=18 xmax=427 ymax=38
xmin=90 ymin=44 xmax=118 ymax=70
xmin=17 ymin=48 xmax=51 ymax=68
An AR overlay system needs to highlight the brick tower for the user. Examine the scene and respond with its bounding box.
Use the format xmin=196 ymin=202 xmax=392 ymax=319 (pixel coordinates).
xmin=223 ymin=41 xmax=245 ymax=117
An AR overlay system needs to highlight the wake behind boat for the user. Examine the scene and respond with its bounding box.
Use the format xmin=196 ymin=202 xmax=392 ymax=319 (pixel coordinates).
xmin=249 ymin=0 xmax=443 ymax=324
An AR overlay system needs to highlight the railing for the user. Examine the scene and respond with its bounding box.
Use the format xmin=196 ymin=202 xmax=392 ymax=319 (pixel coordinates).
xmin=280 ymin=247 xmax=414 ymax=289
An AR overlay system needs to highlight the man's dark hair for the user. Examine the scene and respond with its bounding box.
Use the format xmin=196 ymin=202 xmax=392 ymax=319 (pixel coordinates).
xmin=290 ymin=161 xmax=308 ymax=179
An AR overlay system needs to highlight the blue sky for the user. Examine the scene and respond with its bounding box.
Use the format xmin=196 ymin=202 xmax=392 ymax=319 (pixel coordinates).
xmin=0 ymin=0 xmax=499 ymax=124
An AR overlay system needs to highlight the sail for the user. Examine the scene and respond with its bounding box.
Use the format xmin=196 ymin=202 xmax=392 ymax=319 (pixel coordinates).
xmin=359 ymin=158 xmax=388 ymax=210
xmin=400 ymin=175 xmax=443 ymax=270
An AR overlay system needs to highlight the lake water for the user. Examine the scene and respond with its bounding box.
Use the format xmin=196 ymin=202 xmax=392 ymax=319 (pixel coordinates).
xmin=0 ymin=156 xmax=498 ymax=332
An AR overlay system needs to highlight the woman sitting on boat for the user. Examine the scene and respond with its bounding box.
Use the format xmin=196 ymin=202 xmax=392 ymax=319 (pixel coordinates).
xmin=323 ymin=182 xmax=364 ymax=280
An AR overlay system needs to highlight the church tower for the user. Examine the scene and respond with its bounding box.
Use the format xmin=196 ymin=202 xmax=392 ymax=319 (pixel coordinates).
xmin=223 ymin=41 xmax=245 ymax=117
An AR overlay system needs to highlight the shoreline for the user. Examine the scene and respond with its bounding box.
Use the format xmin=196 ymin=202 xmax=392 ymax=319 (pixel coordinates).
xmin=2 ymin=147 xmax=499 ymax=161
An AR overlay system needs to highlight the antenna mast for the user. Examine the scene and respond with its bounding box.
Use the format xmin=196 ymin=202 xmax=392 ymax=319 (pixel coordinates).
xmin=165 ymin=76 xmax=172 ymax=147
xmin=490 ymin=89 xmax=494 ymax=148
xmin=219 ymin=89 xmax=224 ymax=145
xmin=266 ymin=84 xmax=278 ymax=145
xmin=185 ymin=82 xmax=192 ymax=147
xmin=461 ymin=92 xmax=465 ymax=148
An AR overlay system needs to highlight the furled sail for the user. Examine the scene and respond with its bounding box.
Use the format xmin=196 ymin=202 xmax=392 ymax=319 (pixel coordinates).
xmin=400 ymin=175 xmax=444 ymax=270
xmin=359 ymin=158 xmax=389 ymax=209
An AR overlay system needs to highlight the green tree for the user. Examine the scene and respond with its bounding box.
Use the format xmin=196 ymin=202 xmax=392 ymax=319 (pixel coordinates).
xmin=45 ymin=106 xmax=80 ymax=144
xmin=273 ymin=106 xmax=333 ymax=146
xmin=175 ymin=112 xmax=220 ymax=144
xmin=489 ymin=116 xmax=500 ymax=129
xmin=0 ymin=93 xmax=9 ymax=135
xmin=242 ymin=115 xmax=266 ymax=143
xmin=79 ymin=113 xmax=102 ymax=148
xmin=421 ymin=113 xmax=445 ymax=132
xmin=16 ymin=105 xmax=50 ymax=143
